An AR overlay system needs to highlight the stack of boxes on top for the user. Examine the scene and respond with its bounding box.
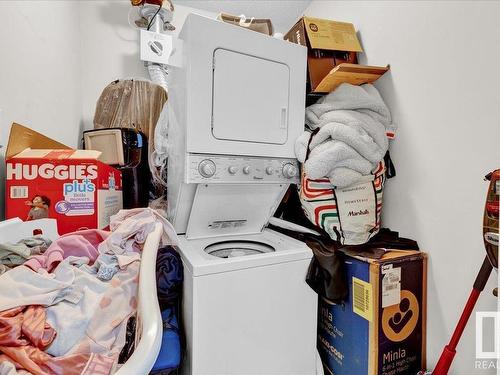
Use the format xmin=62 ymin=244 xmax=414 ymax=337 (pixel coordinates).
xmin=285 ymin=17 xmax=389 ymax=99
xmin=285 ymin=17 xmax=427 ymax=375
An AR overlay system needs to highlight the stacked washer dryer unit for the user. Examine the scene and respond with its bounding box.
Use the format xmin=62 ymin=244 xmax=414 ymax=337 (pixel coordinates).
xmin=167 ymin=14 xmax=317 ymax=375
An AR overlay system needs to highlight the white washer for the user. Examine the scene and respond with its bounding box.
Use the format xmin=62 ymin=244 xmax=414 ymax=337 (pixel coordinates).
xmin=179 ymin=229 xmax=317 ymax=375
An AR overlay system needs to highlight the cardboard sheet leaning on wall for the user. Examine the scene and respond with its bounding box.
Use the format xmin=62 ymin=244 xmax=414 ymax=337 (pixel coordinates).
xmin=93 ymin=79 xmax=168 ymax=198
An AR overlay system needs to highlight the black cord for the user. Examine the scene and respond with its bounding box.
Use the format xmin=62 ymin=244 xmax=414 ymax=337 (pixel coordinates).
xmin=147 ymin=5 xmax=162 ymax=31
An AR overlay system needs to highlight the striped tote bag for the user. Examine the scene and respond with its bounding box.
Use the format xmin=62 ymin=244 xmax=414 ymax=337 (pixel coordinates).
xmin=299 ymin=135 xmax=387 ymax=245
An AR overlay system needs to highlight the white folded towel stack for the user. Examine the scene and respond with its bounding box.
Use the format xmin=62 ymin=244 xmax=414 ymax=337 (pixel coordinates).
xmin=295 ymin=83 xmax=395 ymax=188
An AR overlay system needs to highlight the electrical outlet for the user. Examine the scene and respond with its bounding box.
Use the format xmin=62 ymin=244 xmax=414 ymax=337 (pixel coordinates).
xmin=140 ymin=29 xmax=173 ymax=65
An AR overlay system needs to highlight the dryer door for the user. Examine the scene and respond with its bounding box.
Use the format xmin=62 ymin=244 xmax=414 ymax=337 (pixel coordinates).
xmin=212 ymin=48 xmax=290 ymax=145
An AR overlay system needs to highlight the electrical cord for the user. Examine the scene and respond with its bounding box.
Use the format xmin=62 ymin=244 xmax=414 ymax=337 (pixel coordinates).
xmin=147 ymin=5 xmax=162 ymax=31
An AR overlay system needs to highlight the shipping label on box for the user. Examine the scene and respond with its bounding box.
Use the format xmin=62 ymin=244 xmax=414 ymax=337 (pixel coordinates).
xmin=318 ymin=251 xmax=427 ymax=375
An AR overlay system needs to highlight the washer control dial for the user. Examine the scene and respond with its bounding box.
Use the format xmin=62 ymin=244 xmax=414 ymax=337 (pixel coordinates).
xmin=228 ymin=166 xmax=238 ymax=175
xmin=282 ymin=163 xmax=298 ymax=179
xmin=243 ymin=166 xmax=251 ymax=175
xmin=198 ymin=159 xmax=216 ymax=178
xmin=266 ymin=167 xmax=274 ymax=175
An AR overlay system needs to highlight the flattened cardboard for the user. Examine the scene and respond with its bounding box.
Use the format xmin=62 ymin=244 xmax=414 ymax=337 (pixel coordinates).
xmin=284 ymin=17 xmax=308 ymax=47
xmin=6 ymin=123 xmax=70 ymax=159
xmin=218 ymin=13 xmax=273 ymax=36
xmin=303 ymin=17 xmax=363 ymax=52
xmin=13 ymin=149 xmax=102 ymax=160
xmin=314 ymin=63 xmax=390 ymax=93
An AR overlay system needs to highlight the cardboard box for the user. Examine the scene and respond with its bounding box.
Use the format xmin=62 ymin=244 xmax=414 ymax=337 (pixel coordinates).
xmin=318 ymin=250 xmax=427 ymax=375
xmin=285 ymin=17 xmax=389 ymax=93
xmin=5 ymin=123 xmax=123 ymax=234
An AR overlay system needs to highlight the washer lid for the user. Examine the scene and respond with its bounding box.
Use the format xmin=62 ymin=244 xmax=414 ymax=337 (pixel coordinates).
xmin=205 ymin=240 xmax=275 ymax=258
xmin=186 ymin=183 xmax=287 ymax=239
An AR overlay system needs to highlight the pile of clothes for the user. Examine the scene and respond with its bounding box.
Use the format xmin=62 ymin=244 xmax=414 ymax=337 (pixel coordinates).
xmin=295 ymin=83 xmax=396 ymax=188
xmin=0 ymin=208 xmax=178 ymax=375
xmin=0 ymin=236 xmax=52 ymax=275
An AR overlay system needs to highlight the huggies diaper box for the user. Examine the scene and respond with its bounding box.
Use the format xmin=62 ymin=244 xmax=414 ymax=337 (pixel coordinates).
xmin=318 ymin=250 xmax=427 ymax=375
xmin=5 ymin=123 xmax=122 ymax=234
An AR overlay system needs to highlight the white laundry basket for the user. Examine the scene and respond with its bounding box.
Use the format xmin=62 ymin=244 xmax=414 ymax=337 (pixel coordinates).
xmin=0 ymin=218 xmax=163 ymax=375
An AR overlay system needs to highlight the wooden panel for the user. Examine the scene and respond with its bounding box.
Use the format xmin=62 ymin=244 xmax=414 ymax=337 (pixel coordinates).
xmin=314 ymin=63 xmax=390 ymax=93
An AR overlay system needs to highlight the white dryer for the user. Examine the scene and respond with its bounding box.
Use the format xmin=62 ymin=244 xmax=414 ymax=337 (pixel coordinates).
xmin=166 ymin=13 xmax=307 ymax=235
xmin=166 ymin=14 xmax=318 ymax=375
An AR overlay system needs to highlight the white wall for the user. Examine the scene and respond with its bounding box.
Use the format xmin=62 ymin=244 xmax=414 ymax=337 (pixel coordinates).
xmin=0 ymin=1 xmax=82 ymax=217
xmin=305 ymin=1 xmax=500 ymax=374
xmin=78 ymin=0 xmax=216 ymax=128
xmin=0 ymin=1 xmax=82 ymax=146
xmin=78 ymin=1 xmax=145 ymax=130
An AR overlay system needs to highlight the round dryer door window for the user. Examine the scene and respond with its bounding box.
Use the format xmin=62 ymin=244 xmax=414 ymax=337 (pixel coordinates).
xmin=205 ymin=240 xmax=275 ymax=258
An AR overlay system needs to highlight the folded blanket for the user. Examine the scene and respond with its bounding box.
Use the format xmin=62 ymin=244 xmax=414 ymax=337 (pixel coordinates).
xmin=296 ymin=83 xmax=395 ymax=188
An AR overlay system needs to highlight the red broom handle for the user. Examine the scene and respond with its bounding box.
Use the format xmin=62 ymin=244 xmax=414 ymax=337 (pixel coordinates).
xmin=433 ymin=257 xmax=493 ymax=375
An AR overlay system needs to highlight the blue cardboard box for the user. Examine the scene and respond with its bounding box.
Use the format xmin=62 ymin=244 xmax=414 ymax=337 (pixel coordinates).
xmin=318 ymin=250 xmax=427 ymax=375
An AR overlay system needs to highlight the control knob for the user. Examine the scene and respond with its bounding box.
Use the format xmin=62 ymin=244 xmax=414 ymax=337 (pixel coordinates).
xmin=243 ymin=166 xmax=251 ymax=175
xmin=198 ymin=159 xmax=216 ymax=178
xmin=266 ymin=167 xmax=274 ymax=175
xmin=282 ymin=163 xmax=298 ymax=179
xmin=228 ymin=166 xmax=238 ymax=175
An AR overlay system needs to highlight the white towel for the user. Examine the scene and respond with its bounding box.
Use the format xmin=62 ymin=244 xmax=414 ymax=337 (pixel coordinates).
xmin=305 ymin=83 xmax=394 ymax=132
xmin=296 ymin=83 xmax=395 ymax=188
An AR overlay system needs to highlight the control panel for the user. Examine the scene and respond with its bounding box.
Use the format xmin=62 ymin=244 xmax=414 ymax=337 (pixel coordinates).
xmin=187 ymin=153 xmax=300 ymax=184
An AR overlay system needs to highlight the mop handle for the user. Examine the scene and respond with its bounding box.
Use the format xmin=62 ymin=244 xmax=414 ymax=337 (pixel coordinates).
xmin=433 ymin=256 xmax=493 ymax=375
